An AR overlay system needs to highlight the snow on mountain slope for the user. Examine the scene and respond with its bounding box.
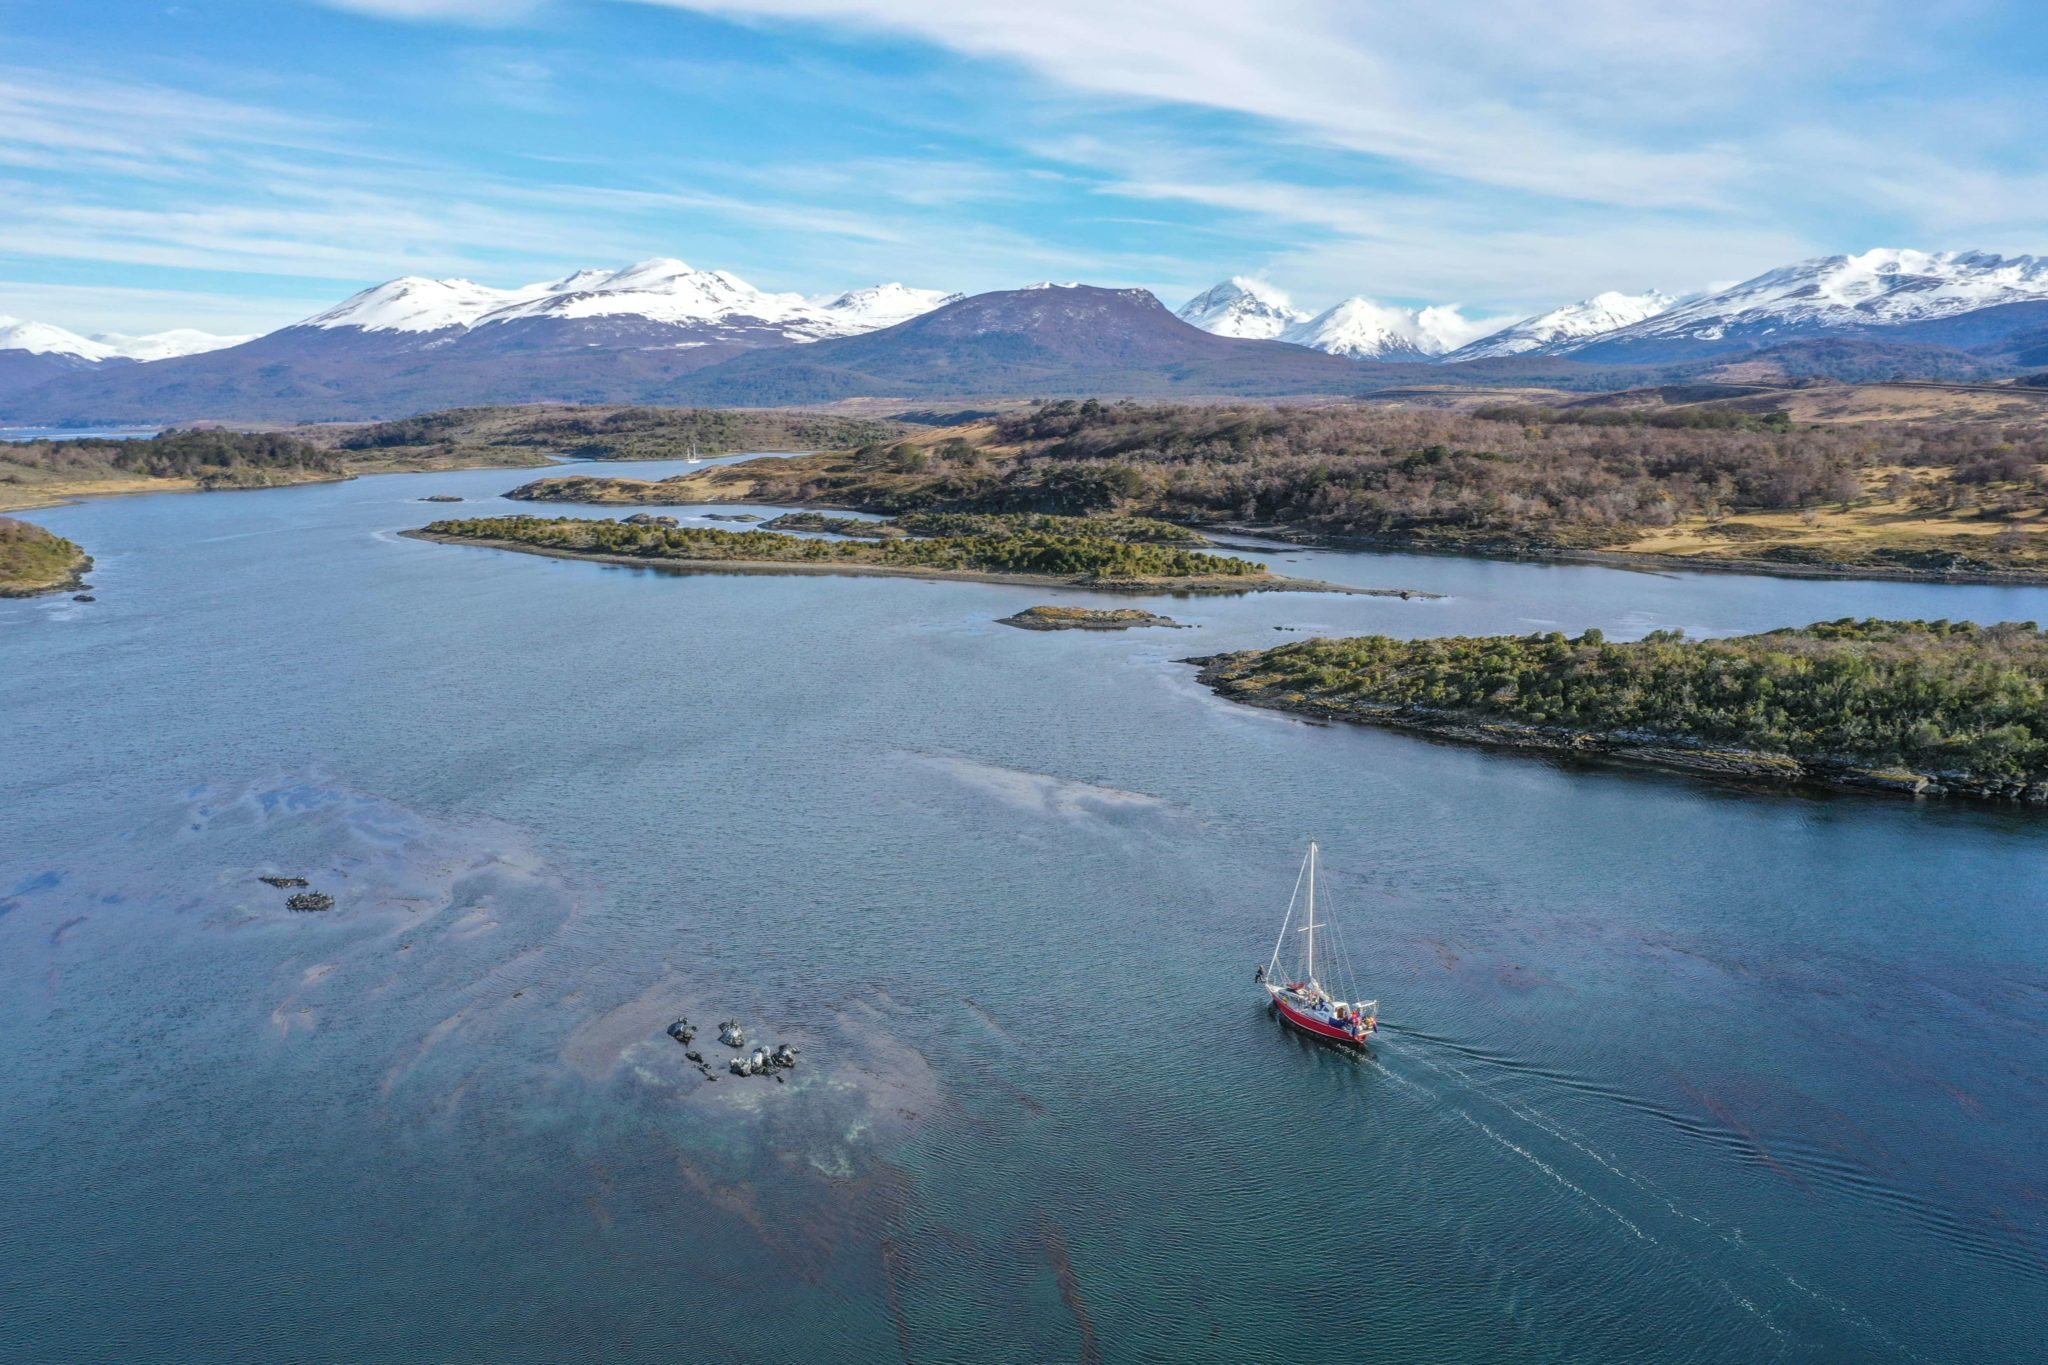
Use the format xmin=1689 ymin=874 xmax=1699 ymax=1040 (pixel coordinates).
xmin=0 ymin=316 xmax=248 ymax=362
xmin=297 ymin=260 xmax=956 ymax=343
xmin=813 ymin=283 xmax=963 ymax=335
xmin=1579 ymin=249 xmax=2048 ymax=351
xmin=1280 ymin=298 xmax=1501 ymax=360
xmin=90 ymin=327 xmax=255 ymax=361
xmin=300 ymin=276 xmax=565 ymax=333
xmin=477 ymin=258 xmax=811 ymax=331
xmin=1447 ymin=291 xmax=1675 ymax=360
xmin=1176 ymin=278 xmax=1309 ymax=340
xmin=0 ymin=316 xmax=117 ymax=361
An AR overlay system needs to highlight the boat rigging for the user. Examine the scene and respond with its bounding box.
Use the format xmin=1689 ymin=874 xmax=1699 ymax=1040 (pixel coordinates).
xmin=1257 ymin=841 xmax=1378 ymax=1048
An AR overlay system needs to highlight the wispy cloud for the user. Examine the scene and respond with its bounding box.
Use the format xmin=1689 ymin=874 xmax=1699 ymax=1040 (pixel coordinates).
xmin=634 ymin=0 xmax=1855 ymax=209
xmin=625 ymin=0 xmax=2042 ymax=302
xmin=10 ymin=0 xmax=2048 ymax=334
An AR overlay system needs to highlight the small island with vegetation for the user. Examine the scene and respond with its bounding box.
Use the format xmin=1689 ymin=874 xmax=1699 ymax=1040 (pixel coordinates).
xmin=1190 ymin=619 xmax=2048 ymax=803
xmin=0 ymin=516 xmax=91 ymax=597
xmin=998 ymin=605 xmax=1188 ymax=631
xmin=404 ymin=513 xmax=1376 ymax=594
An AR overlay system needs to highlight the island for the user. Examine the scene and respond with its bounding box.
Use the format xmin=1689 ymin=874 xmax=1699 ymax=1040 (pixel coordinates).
xmin=1189 ymin=619 xmax=2048 ymax=803
xmin=404 ymin=514 xmax=1379 ymax=595
xmin=0 ymin=516 xmax=91 ymax=597
xmin=998 ymin=606 xmax=1188 ymax=630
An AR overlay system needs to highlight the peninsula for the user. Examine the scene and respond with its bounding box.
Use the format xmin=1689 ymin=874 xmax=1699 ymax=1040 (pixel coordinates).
xmin=1190 ymin=619 xmax=2048 ymax=803
xmin=0 ymin=516 xmax=90 ymax=597
xmin=405 ymin=514 xmax=1374 ymax=594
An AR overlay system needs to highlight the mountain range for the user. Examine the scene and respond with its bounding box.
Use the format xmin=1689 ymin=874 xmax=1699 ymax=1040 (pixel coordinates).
xmin=6 ymin=248 xmax=2048 ymax=423
xmin=1172 ymin=278 xmax=1503 ymax=358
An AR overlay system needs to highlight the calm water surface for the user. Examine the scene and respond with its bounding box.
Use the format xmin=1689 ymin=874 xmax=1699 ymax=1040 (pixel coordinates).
xmin=3 ymin=460 xmax=2044 ymax=1362
xmin=0 ymin=426 xmax=158 ymax=442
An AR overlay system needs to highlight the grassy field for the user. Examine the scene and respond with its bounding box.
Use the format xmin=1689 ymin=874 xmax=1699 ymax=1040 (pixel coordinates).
xmin=1611 ymin=463 xmax=2048 ymax=577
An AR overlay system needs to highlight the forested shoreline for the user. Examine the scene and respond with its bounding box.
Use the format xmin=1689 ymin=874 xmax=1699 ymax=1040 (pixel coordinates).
xmin=1193 ymin=619 xmax=2048 ymax=802
xmin=651 ymin=399 xmax=2048 ymax=579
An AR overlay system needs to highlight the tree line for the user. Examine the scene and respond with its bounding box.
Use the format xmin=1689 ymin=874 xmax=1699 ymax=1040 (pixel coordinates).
xmin=425 ymin=515 xmax=1261 ymax=579
xmin=1222 ymin=618 xmax=2048 ymax=778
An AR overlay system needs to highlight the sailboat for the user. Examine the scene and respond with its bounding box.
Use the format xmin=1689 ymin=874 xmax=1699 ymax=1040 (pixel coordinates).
xmin=1258 ymin=842 xmax=1378 ymax=1048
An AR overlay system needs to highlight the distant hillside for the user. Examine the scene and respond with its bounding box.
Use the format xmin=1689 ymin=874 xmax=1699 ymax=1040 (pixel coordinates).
xmin=14 ymin=260 xmax=2048 ymax=424
xmin=310 ymin=404 xmax=903 ymax=465
xmin=0 ymin=326 xmax=772 ymax=425
xmin=583 ymin=397 xmax=2048 ymax=582
xmin=663 ymin=285 xmax=1384 ymax=404
xmin=0 ymin=406 xmax=901 ymax=512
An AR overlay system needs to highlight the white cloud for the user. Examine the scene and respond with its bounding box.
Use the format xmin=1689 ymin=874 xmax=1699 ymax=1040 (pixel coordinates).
xmin=18 ymin=1 xmax=2047 ymax=335
xmin=625 ymin=0 xmax=2036 ymax=307
xmin=630 ymin=0 xmax=1904 ymax=211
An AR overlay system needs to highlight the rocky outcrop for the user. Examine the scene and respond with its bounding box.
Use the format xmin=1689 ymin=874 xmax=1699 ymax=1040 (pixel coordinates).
xmin=998 ymin=606 xmax=1189 ymax=631
xmin=761 ymin=512 xmax=903 ymax=538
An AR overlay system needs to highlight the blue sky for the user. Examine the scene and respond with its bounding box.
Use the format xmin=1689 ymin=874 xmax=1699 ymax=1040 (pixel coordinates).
xmin=6 ymin=0 xmax=2048 ymax=334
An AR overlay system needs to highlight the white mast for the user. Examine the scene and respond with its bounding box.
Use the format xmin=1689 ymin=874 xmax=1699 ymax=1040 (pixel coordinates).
xmin=1304 ymin=840 xmax=1318 ymax=987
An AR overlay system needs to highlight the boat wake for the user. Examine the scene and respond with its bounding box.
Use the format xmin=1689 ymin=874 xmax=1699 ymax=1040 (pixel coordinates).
xmin=1374 ymin=1024 xmax=1993 ymax=1362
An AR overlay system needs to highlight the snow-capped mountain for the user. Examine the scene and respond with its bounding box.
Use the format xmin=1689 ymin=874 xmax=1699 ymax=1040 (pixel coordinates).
xmin=1447 ymin=291 xmax=1675 ymax=361
xmin=0 ymin=315 xmax=249 ymax=363
xmin=1176 ymin=278 xmax=1309 ymax=340
xmin=300 ymin=259 xmax=956 ymax=344
xmin=1564 ymin=249 xmax=2048 ymax=361
xmin=1280 ymin=298 xmax=1501 ymax=361
xmin=1178 ymin=276 xmax=1510 ymax=359
xmin=300 ymin=276 xmax=554 ymax=334
xmin=809 ymin=283 xmax=963 ymax=335
xmin=0 ymin=317 xmax=112 ymax=361
xmin=1 ymin=260 xmax=964 ymax=422
xmin=19 ymin=245 xmax=2048 ymax=422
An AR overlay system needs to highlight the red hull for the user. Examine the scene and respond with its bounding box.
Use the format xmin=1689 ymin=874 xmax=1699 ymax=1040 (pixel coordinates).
xmin=1271 ymin=993 xmax=1370 ymax=1048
